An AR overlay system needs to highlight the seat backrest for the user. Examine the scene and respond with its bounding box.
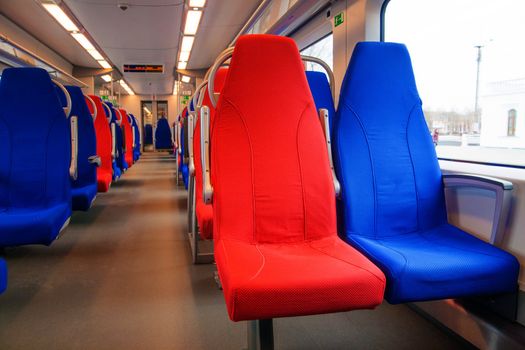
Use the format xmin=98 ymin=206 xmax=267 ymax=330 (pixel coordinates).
xmin=194 ymin=67 xmax=228 ymax=210
xmin=106 ymin=102 xmax=125 ymax=170
xmin=119 ymin=108 xmax=133 ymax=164
xmin=87 ymin=95 xmax=112 ymax=176
xmin=212 ymin=34 xmax=336 ymax=244
xmin=129 ymin=113 xmax=141 ymax=157
xmin=0 ymin=67 xmax=71 ymax=210
xmin=65 ymin=86 xmax=97 ymax=189
xmin=306 ymin=71 xmax=335 ymax=135
xmin=155 ymin=117 xmax=172 ymax=149
xmin=144 ymin=124 xmax=153 ymax=145
xmin=334 ymin=42 xmax=446 ymax=239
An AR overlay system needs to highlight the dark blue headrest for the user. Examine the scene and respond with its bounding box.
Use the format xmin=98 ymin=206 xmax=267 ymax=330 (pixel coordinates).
xmin=0 ymin=67 xmax=71 ymax=209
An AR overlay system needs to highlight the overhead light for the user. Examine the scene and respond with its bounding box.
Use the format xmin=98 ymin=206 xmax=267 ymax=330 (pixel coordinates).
xmin=87 ymin=49 xmax=104 ymax=60
xmin=71 ymin=33 xmax=95 ymax=51
xmin=42 ymin=3 xmax=79 ymax=32
xmin=143 ymin=107 xmax=151 ymax=114
xmin=98 ymin=60 xmax=111 ymax=69
xmin=178 ymin=61 xmax=187 ymax=70
xmin=181 ymin=36 xmax=195 ymax=52
xmin=179 ymin=51 xmax=190 ymax=62
xmin=101 ymin=75 xmax=112 ymax=82
xmin=184 ymin=10 xmax=202 ymax=35
xmin=189 ymin=0 xmax=206 ymax=7
xmin=119 ymin=80 xmax=135 ymax=95
xmin=181 ymin=75 xmax=191 ymax=83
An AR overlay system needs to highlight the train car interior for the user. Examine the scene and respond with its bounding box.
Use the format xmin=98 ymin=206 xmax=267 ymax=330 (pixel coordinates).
xmin=0 ymin=0 xmax=524 ymax=349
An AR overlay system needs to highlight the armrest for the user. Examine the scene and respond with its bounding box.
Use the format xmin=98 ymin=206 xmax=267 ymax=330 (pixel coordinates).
xmin=443 ymin=173 xmax=513 ymax=245
xmin=188 ymin=111 xmax=195 ymax=176
xmin=88 ymin=155 xmax=101 ymax=167
xmin=111 ymin=123 xmax=117 ymax=159
xmin=318 ymin=108 xmax=340 ymax=197
xmin=200 ymin=106 xmax=213 ymax=204
xmin=69 ymin=116 xmax=78 ymax=180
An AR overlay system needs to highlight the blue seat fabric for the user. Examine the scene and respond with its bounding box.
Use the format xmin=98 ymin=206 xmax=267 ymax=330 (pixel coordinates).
xmin=333 ymin=42 xmax=519 ymax=304
xmin=130 ymin=114 xmax=141 ymax=161
xmin=144 ymin=124 xmax=153 ymax=145
xmin=65 ymin=86 xmax=97 ymax=211
xmin=0 ymin=67 xmax=71 ymax=246
xmin=155 ymin=117 xmax=172 ymax=150
xmin=0 ymin=258 xmax=6 ymax=294
xmin=306 ymin=71 xmax=336 ymax=136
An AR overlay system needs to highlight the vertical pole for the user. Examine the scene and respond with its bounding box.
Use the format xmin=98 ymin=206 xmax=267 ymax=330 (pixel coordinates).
xmin=247 ymin=319 xmax=274 ymax=350
xmin=474 ymin=45 xmax=482 ymax=132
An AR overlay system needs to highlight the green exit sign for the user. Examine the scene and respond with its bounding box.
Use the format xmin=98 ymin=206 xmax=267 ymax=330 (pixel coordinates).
xmin=334 ymin=12 xmax=344 ymax=27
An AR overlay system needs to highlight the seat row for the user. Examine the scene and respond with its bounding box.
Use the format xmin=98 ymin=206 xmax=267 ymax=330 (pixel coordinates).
xmin=174 ymin=34 xmax=520 ymax=346
xmin=0 ymin=67 xmax=142 ymax=294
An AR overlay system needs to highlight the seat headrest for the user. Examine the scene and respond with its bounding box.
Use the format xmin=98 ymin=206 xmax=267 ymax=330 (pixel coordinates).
xmin=220 ymin=35 xmax=312 ymax=122
xmin=89 ymin=95 xmax=108 ymax=121
xmin=0 ymin=68 xmax=64 ymax=127
xmin=340 ymin=42 xmax=420 ymax=113
xmin=66 ymin=85 xmax=91 ymax=120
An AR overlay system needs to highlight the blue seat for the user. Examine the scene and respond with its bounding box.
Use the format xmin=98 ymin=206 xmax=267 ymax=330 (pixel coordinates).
xmin=0 ymin=258 xmax=6 ymax=294
xmin=63 ymin=86 xmax=97 ymax=211
xmin=144 ymin=124 xmax=153 ymax=146
xmin=106 ymin=102 xmax=127 ymax=176
xmin=129 ymin=114 xmax=141 ymax=161
xmin=333 ymin=42 xmax=519 ymax=304
xmin=306 ymin=71 xmax=335 ymax=135
xmin=155 ymin=117 xmax=172 ymax=150
xmin=0 ymin=67 xmax=71 ymax=246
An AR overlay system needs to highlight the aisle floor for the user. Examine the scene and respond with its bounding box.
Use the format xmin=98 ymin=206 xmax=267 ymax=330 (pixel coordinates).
xmin=0 ymin=153 xmax=470 ymax=349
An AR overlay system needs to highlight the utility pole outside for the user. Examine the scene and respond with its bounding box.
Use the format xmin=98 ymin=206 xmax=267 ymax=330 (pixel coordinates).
xmin=474 ymin=45 xmax=483 ymax=133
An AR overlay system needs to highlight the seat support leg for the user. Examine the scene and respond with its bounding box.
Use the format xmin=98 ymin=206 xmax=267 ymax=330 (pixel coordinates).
xmin=247 ymin=319 xmax=274 ymax=350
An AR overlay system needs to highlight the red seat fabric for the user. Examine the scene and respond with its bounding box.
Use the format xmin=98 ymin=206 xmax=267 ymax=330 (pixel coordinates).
xmin=211 ymin=35 xmax=386 ymax=322
xmin=194 ymin=67 xmax=228 ymax=240
xmin=87 ymin=95 xmax=112 ymax=192
xmin=119 ymin=109 xmax=134 ymax=168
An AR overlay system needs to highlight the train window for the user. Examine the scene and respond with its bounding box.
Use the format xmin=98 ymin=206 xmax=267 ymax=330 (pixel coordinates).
xmin=386 ymin=0 xmax=525 ymax=166
xmin=301 ymin=34 xmax=333 ymax=75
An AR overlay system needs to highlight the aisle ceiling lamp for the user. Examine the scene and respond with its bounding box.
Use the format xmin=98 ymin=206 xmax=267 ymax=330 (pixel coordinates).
xmin=42 ymin=1 xmax=113 ymax=70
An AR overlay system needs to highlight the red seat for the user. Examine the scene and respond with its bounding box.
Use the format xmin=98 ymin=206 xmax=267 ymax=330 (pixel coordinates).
xmin=193 ymin=67 xmax=228 ymax=240
xmin=119 ymin=108 xmax=134 ymax=167
xmin=86 ymin=95 xmax=112 ymax=192
xmin=210 ymin=35 xmax=386 ymax=322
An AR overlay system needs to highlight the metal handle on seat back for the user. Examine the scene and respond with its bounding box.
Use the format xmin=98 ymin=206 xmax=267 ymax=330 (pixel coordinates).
xmin=301 ymin=55 xmax=335 ymax=101
xmin=69 ymin=115 xmax=78 ymax=180
xmin=208 ymin=47 xmax=234 ymax=108
xmin=319 ymin=108 xmax=340 ymax=197
xmin=84 ymin=94 xmax=97 ymax=121
xmin=110 ymin=123 xmax=117 ymax=159
xmin=52 ymin=79 xmax=72 ymax=118
xmin=101 ymin=101 xmax=112 ymax=122
xmin=200 ymin=106 xmax=213 ymax=204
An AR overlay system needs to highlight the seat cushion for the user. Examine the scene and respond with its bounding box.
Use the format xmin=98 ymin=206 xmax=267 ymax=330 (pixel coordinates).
xmin=72 ymin=183 xmax=98 ymax=211
xmin=0 ymin=258 xmax=6 ymax=294
xmin=216 ymin=236 xmax=386 ymax=321
xmin=97 ymin=169 xmax=112 ymax=192
xmin=196 ymin=201 xmax=213 ymax=240
xmin=0 ymin=203 xmax=71 ymax=246
xmin=348 ymin=223 xmax=520 ymax=304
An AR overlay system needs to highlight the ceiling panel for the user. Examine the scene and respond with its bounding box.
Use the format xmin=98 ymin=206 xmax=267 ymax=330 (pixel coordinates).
xmin=65 ymin=0 xmax=184 ymax=95
xmin=0 ymin=0 xmax=101 ymax=68
xmin=188 ymin=0 xmax=260 ymax=69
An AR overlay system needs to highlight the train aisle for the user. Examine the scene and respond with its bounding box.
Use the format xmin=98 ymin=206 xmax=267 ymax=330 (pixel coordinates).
xmin=0 ymin=153 xmax=469 ymax=349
